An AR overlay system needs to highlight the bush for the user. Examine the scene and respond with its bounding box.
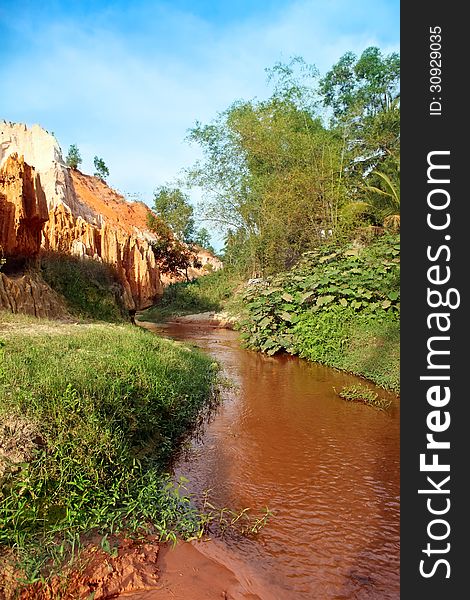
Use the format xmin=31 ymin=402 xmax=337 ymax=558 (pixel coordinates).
xmin=238 ymin=234 xmax=400 ymax=390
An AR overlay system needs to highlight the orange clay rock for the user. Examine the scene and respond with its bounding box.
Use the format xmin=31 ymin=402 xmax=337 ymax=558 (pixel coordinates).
xmin=0 ymin=121 xmax=222 ymax=313
xmin=0 ymin=153 xmax=48 ymax=257
xmin=0 ymin=122 xmax=162 ymax=311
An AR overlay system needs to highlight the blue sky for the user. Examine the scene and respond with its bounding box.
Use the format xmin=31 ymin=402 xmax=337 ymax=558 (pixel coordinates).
xmin=0 ymin=0 xmax=399 ymax=248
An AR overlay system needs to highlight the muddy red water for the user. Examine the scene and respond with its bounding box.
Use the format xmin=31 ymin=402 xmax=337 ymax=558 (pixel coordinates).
xmin=142 ymin=322 xmax=400 ymax=600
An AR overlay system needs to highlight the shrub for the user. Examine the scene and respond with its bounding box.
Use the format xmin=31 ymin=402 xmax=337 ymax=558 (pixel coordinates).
xmin=238 ymin=234 xmax=400 ymax=390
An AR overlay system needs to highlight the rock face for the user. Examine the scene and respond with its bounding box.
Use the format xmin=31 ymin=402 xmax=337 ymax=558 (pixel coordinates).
xmin=0 ymin=271 xmax=68 ymax=318
xmin=0 ymin=121 xmax=163 ymax=311
xmin=0 ymin=121 xmax=222 ymax=315
xmin=41 ymin=169 xmax=164 ymax=310
xmin=0 ymin=153 xmax=48 ymax=257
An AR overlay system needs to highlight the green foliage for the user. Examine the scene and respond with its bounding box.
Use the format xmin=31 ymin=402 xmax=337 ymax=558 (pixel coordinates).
xmin=187 ymin=49 xmax=399 ymax=276
xmin=320 ymin=47 xmax=400 ymax=222
xmin=40 ymin=253 xmax=126 ymax=321
xmin=147 ymin=216 xmax=202 ymax=281
xmin=152 ymin=186 xmax=196 ymax=243
xmin=193 ymin=227 xmax=214 ymax=252
xmin=148 ymin=187 xmax=216 ymax=279
xmin=320 ymin=47 xmax=400 ymax=119
xmin=239 ymin=234 xmax=400 ymax=390
xmin=93 ymin=156 xmax=109 ymax=180
xmin=0 ymin=322 xmax=220 ymax=580
xmin=336 ymin=384 xmax=392 ymax=410
xmin=338 ymin=310 xmax=399 ymax=391
xmin=188 ymin=91 xmax=345 ymax=274
xmin=139 ymin=270 xmax=240 ymax=323
xmin=65 ymin=144 xmax=82 ymax=170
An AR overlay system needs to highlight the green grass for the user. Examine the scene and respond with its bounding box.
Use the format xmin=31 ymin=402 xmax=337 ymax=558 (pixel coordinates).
xmin=0 ymin=317 xmax=219 ymax=582
xmin=336 ymin=384 xmax=392 ymax=410
xmin=294 ymin=307 xmax=400 ymax=392
xmin=40 ymin=253 xmax=127 ymax=322
xmin=139 ymin=270 xmax=241 ymax=322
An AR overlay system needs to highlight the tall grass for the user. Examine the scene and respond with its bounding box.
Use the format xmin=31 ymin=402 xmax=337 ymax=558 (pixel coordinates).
xmin=294 ymin=307 xmax=400 ymax=392
xmin=0 ymin=320 xmax=219 ymax=582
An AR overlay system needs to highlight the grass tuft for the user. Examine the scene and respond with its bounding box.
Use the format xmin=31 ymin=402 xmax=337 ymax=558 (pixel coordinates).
xmin=336 ymin=384 xmax=392 ymax=410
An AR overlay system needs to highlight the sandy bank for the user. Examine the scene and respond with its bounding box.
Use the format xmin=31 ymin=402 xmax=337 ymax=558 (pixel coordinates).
xmin=137 ymin=311 xmax=238 ymax=329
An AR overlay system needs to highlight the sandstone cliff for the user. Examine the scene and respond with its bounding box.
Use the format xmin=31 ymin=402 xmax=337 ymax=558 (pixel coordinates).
xmin=0 ymin=153 xmax=48 ymax=257
xmin=0 ymin=121 xmax=221 ymax=316
xmin=0 ymin=122 xmax=163 ymax=312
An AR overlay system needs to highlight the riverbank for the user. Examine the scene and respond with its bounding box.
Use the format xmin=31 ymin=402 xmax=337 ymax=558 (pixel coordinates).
xmin=139 ymin=234 xmax=400 ymax=393
xmin=137 ymin=309 xmax=238 ymax=329
xmin=0 ymin=312 xmax=219 ymax=596
xmin=238 ymin=234 xmax=400 ymax=392
xmin=15 ymin=537 xmax=266 ymax=600
xmin=139 ymin=269 xmax=243 ymax=323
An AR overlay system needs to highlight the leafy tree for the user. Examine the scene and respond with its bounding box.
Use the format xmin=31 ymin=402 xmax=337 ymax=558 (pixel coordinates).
xmin=65 ymin=144 xmax=82 ymax=169
xmin=320 ymin=47 xmax=399 ymax=119
xmin=319 ymin=47 xmax=400 ymax=221
xmin=94 ymin=156 xmax=109 ymax=180
xmin=152 ymin=186 xmax=196 ymax=243
xmin=193 ymin=227 xmax=214 ymax=252
xmin=147 ymin=214 xmax=201 ymax=281
xmin=186 ymin=50 xmax=400 ymax=276
xmin=187 ymin=61 xmax=345 ymax=274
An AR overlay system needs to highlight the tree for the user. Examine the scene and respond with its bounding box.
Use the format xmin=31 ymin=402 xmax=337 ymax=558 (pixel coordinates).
xmin=320 ymin=47 xmax=400 ymax=119
xmin=193 ymin=227 xmax=214 ymax=252
xmin=65 ymin=144 xmax=82 ymax=169
xmin=152 ymin=186 xmax=195 ymax=243
xmin=186 ymin=50 xmax=400 ymax=276
xmin=319 ymin=47 xmax=400 ymax=220
xmin=146 ymin=214 xmax=201 ymax=281
xmin=94 ymin=156 xmax=109 ymax=180
xmin=187 ymin=61 xmax=345 ymax=274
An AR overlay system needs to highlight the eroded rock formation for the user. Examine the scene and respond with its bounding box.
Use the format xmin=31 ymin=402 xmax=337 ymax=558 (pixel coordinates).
xmin=0 ymin=154 xmax=48 ymax=257
xmin=0 ymin=122 xmax=163 ymax=311
xmin=0 ymin=271 xmax=68 ymax=318
xmin=0 ymin=121 xmax=222 ymax=316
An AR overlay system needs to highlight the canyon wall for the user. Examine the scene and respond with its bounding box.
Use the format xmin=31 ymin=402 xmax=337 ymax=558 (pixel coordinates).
xmin=0 ymin=122 xmax=163 ymax=312
xmin=0 ymin=153 xmax=48 ymax=257
xmin=0 ymin=121 xmax=222 ymax=316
